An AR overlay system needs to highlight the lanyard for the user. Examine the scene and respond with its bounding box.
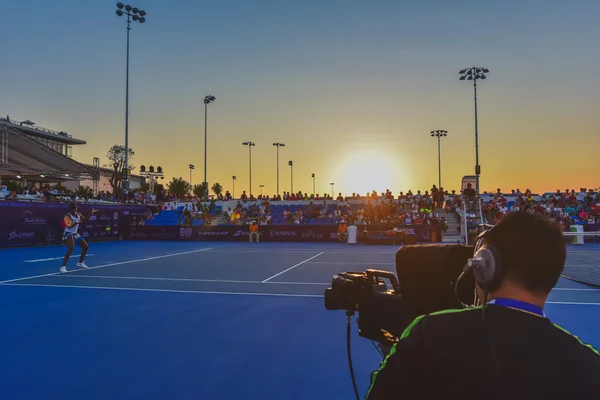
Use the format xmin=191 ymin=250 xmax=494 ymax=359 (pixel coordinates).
xmin=487 ymin=298 xmax=546 ymax=318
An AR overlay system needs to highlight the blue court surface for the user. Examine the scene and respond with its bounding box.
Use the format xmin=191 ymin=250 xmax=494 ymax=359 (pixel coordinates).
xmin=1 ymin=241 xmax=598 ymax=400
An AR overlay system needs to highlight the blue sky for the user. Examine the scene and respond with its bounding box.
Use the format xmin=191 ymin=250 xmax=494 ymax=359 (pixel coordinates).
xmin=2 ymin=0 xmax=599 ymax=195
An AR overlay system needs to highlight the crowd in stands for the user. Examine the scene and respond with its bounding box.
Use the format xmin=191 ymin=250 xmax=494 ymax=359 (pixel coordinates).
xmin=0 ymin=183 xmax=160 ymax=205
xmin=3 ymin=178 xmax=599 ymax=230
xmin=480 ymin=188 xmax=600 ymax=227
xmin=449 ymin=187 xmax=600 ymax=233
xmin=218 ymin=188 xmax=448 ymax=229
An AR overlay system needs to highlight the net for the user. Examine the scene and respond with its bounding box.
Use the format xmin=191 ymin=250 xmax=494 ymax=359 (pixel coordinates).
xmin=561 ymin=231 xmax=600 ymax=287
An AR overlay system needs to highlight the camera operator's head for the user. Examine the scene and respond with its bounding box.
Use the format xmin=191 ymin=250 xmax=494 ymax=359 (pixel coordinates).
xmin=477 ymin=211 xmax=566 ymax=307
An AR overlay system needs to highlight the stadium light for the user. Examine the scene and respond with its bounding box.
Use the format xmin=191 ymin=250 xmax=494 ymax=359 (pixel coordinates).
xmin=259 ymin=184 xmax=265 ymax=196
xmin=203 ymin=95 xmax=216 ymax=198
xmin=115 ymin=3 xmax=147 ymax=191
xmin=288 ymin=160 xmax=293 ymax=194
xmin=430 ymin=130 xmax=448 ymax=188
xmin=459 ymin=66 xmax=489 ymax=192
xmin=311 ymin=173 xmax=315 ymax=196
xmin=329 ymin=182 xmax=334 ymax=198
xmin=189 ymin=164 xmax=195 ymax=187
xmin=139 ymin=163 xmax=163 ymax=193
xmin=273 ymin=143 xmax=285 ymax=196
xmin=232 ymin=175 xmax=236 ymax=198
xmin=242 ymin=142 xmax=256 ymax=196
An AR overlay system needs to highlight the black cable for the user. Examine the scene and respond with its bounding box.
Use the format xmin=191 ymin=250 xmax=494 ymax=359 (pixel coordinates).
xmin=454 ymin=270 xmax=473 ymax=308
xmin=346 ymin=314 xmax=360 ymax=400
xmin=370 ymin=340 xmax=384 ymax=358
xmin=481 ymin=292 xmax=502 ymax=389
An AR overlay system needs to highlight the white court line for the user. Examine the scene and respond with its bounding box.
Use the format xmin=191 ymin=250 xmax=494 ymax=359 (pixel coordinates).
xmin=56 ymin=275 xmax=328 ymax=286
xmin=53 ymin=276 xmax=590 ymax=291
xmin=23 ymin=254 xmax=94 ymax=263
xmin=1 ymin=283 xmax=323 ymax=298
xmin=210 ymin=249 xmax=322 ymax=253
xmin=306 ymin=262 xmax=394 ymax=265
xmin=264 ymin=281 xmax=329 ymax=286
xmin=0 ymin=248 xmax=212 ymax=285
xmin=2 ymin=283 xmax=598 ymax=304
xmin=210 ymin=249 xmax=397 ymax=254
xmin=57 ymin=275 xmax=262 ymax=284
xmin=261 ymin=252 xmax=324 ymax=283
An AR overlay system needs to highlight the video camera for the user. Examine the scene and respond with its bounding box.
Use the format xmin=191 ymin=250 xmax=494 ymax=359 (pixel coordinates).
xmin=325 ymin=269 xmax=411 ymax=345
xmin=325 ymin=244 xmax=477 ymax=344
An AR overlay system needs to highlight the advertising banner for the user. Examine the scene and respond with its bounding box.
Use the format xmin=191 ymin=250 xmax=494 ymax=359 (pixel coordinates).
xmin=0 ymin=201 xmax=156 ymax=247
xmin=126 ymin=224 xmax=441 ymax=243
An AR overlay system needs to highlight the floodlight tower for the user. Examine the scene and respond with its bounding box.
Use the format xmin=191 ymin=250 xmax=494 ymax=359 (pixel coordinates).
xmin=115 ymin=3 xmax=146 ymax=190
xmin=459 ymin=67 xmax=489 ymax=192
xmin=288 ymin=160 xmax=294 ymax=194
xmin=139 ymin=165 xmax=163 ymax=193
xmin=242 ymin=142 xmax=256 ymax=195
xmin=203 ymin=95 xmax=216 ymax=198
xmin=189 ymin=164 xmax=195 ymax=187
xmin=273 ymin=143 xmax=285 ymax=196
xmin=430 ymin=130 xmax=448 ymax=188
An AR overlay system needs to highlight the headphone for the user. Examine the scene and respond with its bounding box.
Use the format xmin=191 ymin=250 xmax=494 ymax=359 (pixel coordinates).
xmin=466 ymin=226 xmax=504 ymax=294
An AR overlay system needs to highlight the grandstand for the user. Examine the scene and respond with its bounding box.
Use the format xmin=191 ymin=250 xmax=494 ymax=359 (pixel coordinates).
xmin=0 ymin=116 xmax=145 ymax=195
xmin=0 ymin=116 xmax=90 ymax=182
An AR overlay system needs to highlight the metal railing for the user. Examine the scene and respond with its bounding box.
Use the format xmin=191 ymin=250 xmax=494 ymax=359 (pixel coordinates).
xmin=460 ymin=195 xmax=486 ymax=245
xmin=0 ymin=117 xmax=72 ymax=139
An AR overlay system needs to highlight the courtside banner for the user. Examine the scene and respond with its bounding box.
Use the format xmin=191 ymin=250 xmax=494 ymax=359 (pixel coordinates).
xmin=125 ymin=224 xmax=442 ymax=243
xmin=0 ymin=201 xmax=157 ymax=247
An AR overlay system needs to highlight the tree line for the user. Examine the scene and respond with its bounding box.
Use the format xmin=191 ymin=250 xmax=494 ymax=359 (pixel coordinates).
xmin=106 ymin=144 xmax=223 ymax=198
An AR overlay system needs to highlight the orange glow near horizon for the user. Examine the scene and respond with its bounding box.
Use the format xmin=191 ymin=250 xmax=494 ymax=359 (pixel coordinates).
xmin=1 ymin=1 xmax=599 ymax=196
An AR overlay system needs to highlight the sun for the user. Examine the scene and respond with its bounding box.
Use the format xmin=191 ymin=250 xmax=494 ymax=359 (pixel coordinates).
xmin=332 ymin=149 xmax=403 ymax=196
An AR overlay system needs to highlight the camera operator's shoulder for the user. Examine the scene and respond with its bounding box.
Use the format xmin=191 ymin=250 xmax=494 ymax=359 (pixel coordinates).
xmin=427 ymin=307 xmax=482 ymax=320
xmin=416 ymin=307 xmax=483 ymax=333
xmin=552 ymin=323 xmax=600 ymax=360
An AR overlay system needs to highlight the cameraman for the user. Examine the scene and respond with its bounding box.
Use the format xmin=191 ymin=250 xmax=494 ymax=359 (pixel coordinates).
xmin=365 ymin=212 xmax=600 ymax=399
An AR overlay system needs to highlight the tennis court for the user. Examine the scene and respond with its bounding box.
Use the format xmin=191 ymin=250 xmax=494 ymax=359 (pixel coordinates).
xmin=0 ymin=241 xmax=598 ymax=399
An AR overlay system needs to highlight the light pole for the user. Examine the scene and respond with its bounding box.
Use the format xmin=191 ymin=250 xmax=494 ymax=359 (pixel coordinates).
xmin=311 ymin=173 xmax=315 ymax=196
xmin=115 ymin=3 xmax=146 ymax=191
xmin=259 ymin=184 xmax=265 ymax=196
xmin=188 ymin=164 xmax=194 ymax=187
xmin=232 ymin=175 xmax=236 ymax=198
xmin=330 ymin=182 xmax=334 ymax=198
xmin=459 ymin=67 xmax=489 ymax=192
xmin=203 ymin=95 xmax=216 ymax=198
xmin=288 ymin=160 xmax=293 ymax=194
xmin=242 ymin=142 xmax=255 ymax=196
xmin=430 ymin=130 xmax=448 ymax=188
xmin=273 ymin=143 xmax=285 ymax=196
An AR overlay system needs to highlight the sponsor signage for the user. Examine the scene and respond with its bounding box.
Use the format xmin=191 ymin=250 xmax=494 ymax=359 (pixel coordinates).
xmin=180 ymin=227 xmax=193 ymax=238
xmin=124 ymin=225 xmax=442 ymax=243
xmin=0 ymin=202 xmax=158 ymax=247
xmin=8 ymin=231 xmax=35 ymax=241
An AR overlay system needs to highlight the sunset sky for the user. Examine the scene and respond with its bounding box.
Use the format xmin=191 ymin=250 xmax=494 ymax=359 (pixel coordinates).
xmin=2 ymin=0 xmax=599 ymax=196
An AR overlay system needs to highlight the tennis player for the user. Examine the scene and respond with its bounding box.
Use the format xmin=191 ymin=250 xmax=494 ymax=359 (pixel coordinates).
xmin=60 ymin=203 xmax=96 ymax=273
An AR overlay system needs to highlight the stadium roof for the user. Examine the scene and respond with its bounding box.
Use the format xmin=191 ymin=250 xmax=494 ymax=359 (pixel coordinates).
xmin=0 ymin=117 xmax=86 ymax=145
xmin=0 ymin=123 xmax=92 ymax=180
